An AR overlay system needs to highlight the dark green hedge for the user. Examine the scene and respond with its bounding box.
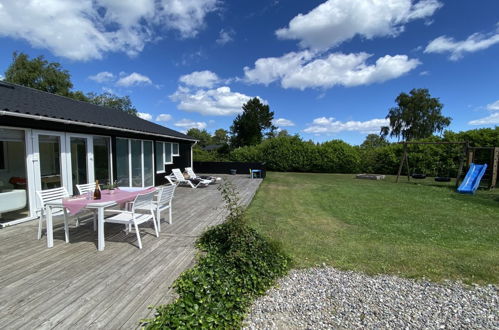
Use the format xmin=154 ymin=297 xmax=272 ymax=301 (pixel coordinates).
xmin=225 ymin=127 xmax=499 ymax=176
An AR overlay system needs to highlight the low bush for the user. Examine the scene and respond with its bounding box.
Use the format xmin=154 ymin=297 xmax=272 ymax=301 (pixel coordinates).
xmin=144 ymin=182 xmax=290 ymax=329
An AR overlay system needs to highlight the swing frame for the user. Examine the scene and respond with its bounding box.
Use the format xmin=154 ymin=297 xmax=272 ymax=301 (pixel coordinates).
xmin=395 ymin=141 xmax=468 ymax=188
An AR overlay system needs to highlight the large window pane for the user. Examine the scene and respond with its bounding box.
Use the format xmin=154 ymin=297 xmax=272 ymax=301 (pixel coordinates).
xmin=143 ymin=141 xmax=154 ymax=187
xmin=0 ymin=128 xmax=29 ymax=224
xmin=131 ymin=140 xmax=142 ymax=187
xmin=165 ymin=142 xmax=172 ymax=164
xmin=39 ymin=135 xmax=62 ymax=189
xmin=155 ymin=141 xmax=164 ymax=173
xmin=70 ymin=137 xmax=88 ymax=192
xmin=172 ymin=142 xmax=179 ymax=156
xmin=94 ymin=137 xmax=111 ymax=184
xmin=116 ymin=138 xmax=129 ymax=186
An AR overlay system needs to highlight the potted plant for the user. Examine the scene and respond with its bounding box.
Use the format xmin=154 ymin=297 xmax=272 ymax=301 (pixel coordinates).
xmin=105 ymin=180 xmax=118 ymax=193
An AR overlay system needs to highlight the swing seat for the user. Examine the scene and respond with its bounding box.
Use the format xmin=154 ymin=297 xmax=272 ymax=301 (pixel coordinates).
xmin=435 ymin=176 xmax=451 ymax=182
xmin=411 ymin=173 xmax=426 ymax=179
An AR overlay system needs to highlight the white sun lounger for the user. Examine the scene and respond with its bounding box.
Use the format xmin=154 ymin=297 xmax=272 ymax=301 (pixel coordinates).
xmin=184 ymin=167 xmax=220 ymax=184
xmin=166 ymin=168 xmax=211 ymax=188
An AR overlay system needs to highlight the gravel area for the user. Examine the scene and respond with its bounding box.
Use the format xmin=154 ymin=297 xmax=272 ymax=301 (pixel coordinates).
xmin=244 ymin=267 xmax=498 ymax=329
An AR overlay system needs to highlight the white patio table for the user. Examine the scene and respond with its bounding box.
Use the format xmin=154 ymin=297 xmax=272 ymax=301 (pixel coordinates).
xmin=44 ymin=187 xmax=156 ymax=251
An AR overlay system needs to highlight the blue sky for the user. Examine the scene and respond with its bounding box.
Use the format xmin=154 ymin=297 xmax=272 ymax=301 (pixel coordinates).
xmin=0 ymin=0 xmax=498 ymax=145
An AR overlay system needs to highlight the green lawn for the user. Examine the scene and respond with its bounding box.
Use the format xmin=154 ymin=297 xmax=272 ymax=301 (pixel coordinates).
xmin=245 ymin=172 xmax=499 ymax=284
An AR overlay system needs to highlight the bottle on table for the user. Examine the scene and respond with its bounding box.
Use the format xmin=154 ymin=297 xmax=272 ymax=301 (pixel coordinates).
xmin=93 ymin=180 xmax=101 ymax=200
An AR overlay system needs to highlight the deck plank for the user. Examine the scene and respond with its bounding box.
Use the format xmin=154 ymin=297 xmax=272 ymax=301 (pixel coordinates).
xmin=0 ymin=175 xmax=261 ymax=329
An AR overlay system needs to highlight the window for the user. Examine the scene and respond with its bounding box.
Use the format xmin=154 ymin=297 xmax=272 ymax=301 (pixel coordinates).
xmin=117 ymin=138 xmax=154 ymax=187
xmin=0 ymin=141 xmax=6 ymax=170
xmin=172 ymin=142 xmax=179 ymax=156
xmin=155 ymin=142 xmax=164 ymax=173
xmin=93 ymin=136 xmax=112 ymax=184
xmin=165 ymin=142 xmax=173 ymax=163
xmin=143 ymin=141 xmax=154 ymax=186
xmin=155 ymin=141 xmax=174 ymax=173
xmin=131 ymin=140 xmax=142 ymax=187
xmin=116 ymin=138 xmax=130 ymax=186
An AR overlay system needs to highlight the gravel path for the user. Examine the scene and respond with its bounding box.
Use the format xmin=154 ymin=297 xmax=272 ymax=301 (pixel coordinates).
xmin=244 ymin=267 xmax=498 ymax=329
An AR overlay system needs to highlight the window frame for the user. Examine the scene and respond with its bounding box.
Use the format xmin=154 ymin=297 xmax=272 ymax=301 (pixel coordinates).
xmin=0 ymin=141 xmax=7 ymax=171
xmin=117 ymin=138 xmax=155 ymax=187
xmin=165 ymin=142 xmax=173 ymax=164
xmin=155 ymin=141 xmax=165 ymax=174
xmin=172 ymin=142 xmax=179 ymax=157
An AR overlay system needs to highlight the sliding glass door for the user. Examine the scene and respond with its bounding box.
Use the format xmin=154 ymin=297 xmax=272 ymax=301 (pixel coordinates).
xmin=93 ymin=136 xmax=112 ymax=184
xmin=116 ymin=138 xmax=154 ymax=187
xmin=33 ymin=131 xmax=113 ymax=197
xmin=1 ymin=129 xmax=113 ymax=226
xmin=67 ymin=135 xmax=94 ymax=194
xmin=33 ymin=132 xmax=67 ymax=192
xmin=0 ymin=128 xmax=31 ymax=226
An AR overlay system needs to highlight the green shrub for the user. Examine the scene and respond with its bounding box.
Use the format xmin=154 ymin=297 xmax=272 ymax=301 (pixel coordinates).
xmin=144 ymin=182 xmax=290 ymax=329
xmin=212 ymin=127 xmax=498 ymax=175
xmin=318 ymin=140 xmax=361 ymax=173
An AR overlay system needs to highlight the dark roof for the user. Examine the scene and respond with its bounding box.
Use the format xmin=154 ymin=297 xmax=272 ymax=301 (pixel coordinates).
xmin=0 ymin=82 xmax=196 ymax=141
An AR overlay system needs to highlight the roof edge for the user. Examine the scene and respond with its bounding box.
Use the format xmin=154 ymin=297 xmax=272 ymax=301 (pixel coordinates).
xmin=0 ymin=110 xmax=198 ymax=142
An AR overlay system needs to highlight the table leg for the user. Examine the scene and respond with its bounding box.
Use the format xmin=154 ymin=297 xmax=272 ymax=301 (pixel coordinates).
xmin=46 ymin=205 xmax=54 ymax=248
xmin=97 ymin=207 xmax=105 ymax=251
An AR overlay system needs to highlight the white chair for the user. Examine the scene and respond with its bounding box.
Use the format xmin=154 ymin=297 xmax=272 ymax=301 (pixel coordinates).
xmin=185 ymin=167 xmax=218 ymax=184
xmin=166 ymin=168 xmax=211 ymax=188
xmin=103 ymin=191 xmax=158 ymax=249
xmin=36 ymin=187 xmax=70 ymax=243
xmin=76 ymin=182 xmax=96 ymax=196
xmin=154 ymin=185 xmax=176 ymax=231
xmin=75 ymin=182 xmax=98 ymax=230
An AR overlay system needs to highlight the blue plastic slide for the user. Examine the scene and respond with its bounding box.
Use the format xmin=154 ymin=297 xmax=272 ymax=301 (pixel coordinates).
xmin=457 ymin=163 xmax=488 ymax=194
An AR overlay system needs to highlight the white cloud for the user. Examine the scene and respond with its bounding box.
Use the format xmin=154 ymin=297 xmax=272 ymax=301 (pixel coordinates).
xmin=156 ymin=114 xmax=173 ymax=122
xmin=179 ymin=70 xmax=220 ymax=88
xmin=0 ymin=74 xmax=4 ymax=81
xmin=244 ymin=50 xmax=315 ymax=86
xmin=0 ymin=0 xmax=218 ymax=60
xmin=116 ymin=72 xmax=152 ymax=87
xmin=244 ymin=51 xmax=420 ymax=90
xmin=216 ymin=28 xmax=234 ymax=45
xmin=275 ymin=0 xmax=442 ymax=50
xmin=468 ymin=99 xmax=499 ymax=125
xmin=425 ymin=24 xmax=499 ymax=60
xmin=174 ymin=118 xmax=207 ymax=130
xmin=159 ymin=0 xmax=219 ymax=38
xmin=137 ymin=112 xmax=153 ymax=121
xmin=486 ymin=100 xmax=499 ymax=111
xmin=170 ymin=86 xmax=261 ymax=116
xmin=468 ymin=113 xmax=499 ymax=126
xmin=89 ymin=71 xmax=115 ymax=83
xmin=273 ymin=118 xmax=295 ymax=127
xmin=303 ymin=117 xmax=389 ymax=134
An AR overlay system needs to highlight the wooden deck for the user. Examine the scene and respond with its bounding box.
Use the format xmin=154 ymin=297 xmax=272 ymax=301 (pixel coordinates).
xmin=0 ymin=175 xmax=261 ymax=329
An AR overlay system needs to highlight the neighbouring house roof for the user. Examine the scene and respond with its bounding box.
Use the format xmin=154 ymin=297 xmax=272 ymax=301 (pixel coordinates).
xmin=0 ymin=82 xmax=196 ymax=141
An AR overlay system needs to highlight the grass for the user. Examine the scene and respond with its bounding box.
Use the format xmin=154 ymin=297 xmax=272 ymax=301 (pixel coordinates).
xmin=245 ymin=172 xmax=499 ymax=284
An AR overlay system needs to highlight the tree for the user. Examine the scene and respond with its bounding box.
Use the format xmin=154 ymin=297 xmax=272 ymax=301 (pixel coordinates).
xmin=86 ymin=92 xmax=138 ymax=116
xmin=381 ymin=88 xmax=451 ymax=141
xmin=212 ymin=128 xmax=229 ymax=145
xmin=230 ymin=97 xmax=276 ymax=147
xmin=186 ymin=128 xmax=212 ymax=147
xmin=4 ymin=52 xmax=73 ymax=96
xmin=360 ymin=134 xmax=389 ymax=148
xmin=4 ymin=52 xmax=138 ymax=116
xmin=276 ymin=129 xmax=292 ymax=138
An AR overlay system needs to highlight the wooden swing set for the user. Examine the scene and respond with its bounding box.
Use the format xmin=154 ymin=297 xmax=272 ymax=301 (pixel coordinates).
xmin=396 ymin=141 xmax=499 ymax=190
